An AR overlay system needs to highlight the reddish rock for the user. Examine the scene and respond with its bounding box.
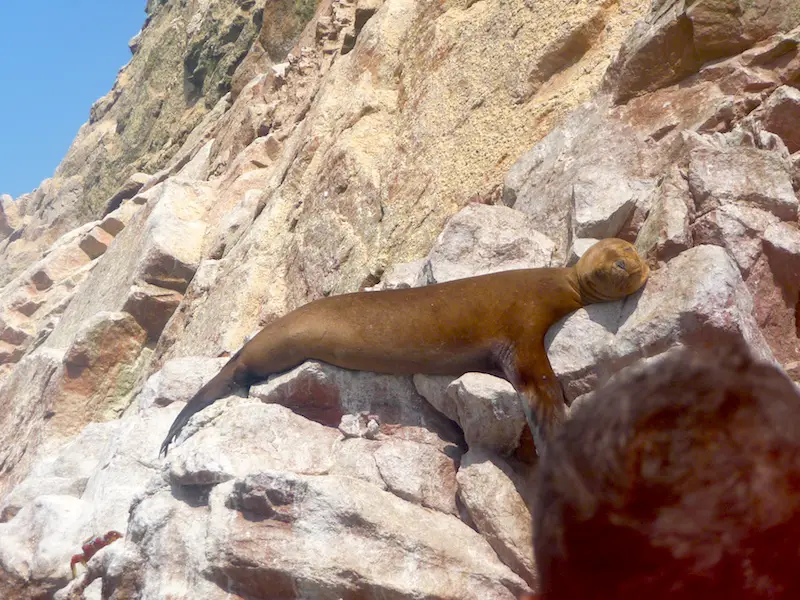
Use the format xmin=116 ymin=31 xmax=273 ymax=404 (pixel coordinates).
xmin=746 ymin=254 xmax=800 ymax=375
xmin=78 ymin=226 xmax=115 ymax=260
xmin=122 ymin=283 xmax=183 ymax=341
xmin=604 ymin=2 xmax=700 ymax=103
xmin=761 ymin=85 xmax=800 ymax=153
xmin=48 ymin=312 xmax=147 ymax=437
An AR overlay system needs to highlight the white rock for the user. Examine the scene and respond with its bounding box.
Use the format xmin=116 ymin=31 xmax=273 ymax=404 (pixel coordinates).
xmin=137 ymin=356 xmax=227 ymax=411
xmin=167 ymin=400 xmax=340 ymax=485
xmin=446 ymin=373 xmax=525 ymax=455
xmin=572 ymin=165 xmax=646 ymax=239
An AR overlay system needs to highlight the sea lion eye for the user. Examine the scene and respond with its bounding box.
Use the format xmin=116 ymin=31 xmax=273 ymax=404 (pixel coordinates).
xmin=615 ymin=259 xmax=627 ymax=271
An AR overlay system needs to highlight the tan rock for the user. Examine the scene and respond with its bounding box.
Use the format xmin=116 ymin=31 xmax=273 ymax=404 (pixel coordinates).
xmin=122 ymin=282 xmax=184 ymax=341
xmin=0 ymin=341 xmax=25 ymax=365
xmin=27 ymin=235 xmax=94 ymax=292
xmin=101 ymin=172 xmax=151 ymax=216
xmin=98 ymin=200 xmax=143 ymax=236
xmin=0 ymin=195 xmax=22 ymax=240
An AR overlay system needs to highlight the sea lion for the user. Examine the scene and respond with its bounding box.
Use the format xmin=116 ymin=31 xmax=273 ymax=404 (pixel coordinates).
xmin=160 ymin=237 xmax=649 ymax=456
xmin=534 ymin=342 xmax=800 ymax=599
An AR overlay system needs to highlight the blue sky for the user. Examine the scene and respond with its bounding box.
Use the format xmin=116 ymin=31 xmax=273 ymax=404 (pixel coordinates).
xmin=0 ymin=2 xmax=146 ymax=198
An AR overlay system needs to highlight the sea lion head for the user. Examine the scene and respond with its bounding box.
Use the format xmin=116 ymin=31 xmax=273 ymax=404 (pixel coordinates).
xmin=575 ymin=238 xmax=649 ymax=303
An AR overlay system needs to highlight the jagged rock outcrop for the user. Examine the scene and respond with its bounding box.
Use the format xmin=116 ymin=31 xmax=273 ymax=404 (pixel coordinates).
xmin=0 ymin=0 xmax=297 ymax=289
xmin=1 ymin=0 xmax=800 ymax=598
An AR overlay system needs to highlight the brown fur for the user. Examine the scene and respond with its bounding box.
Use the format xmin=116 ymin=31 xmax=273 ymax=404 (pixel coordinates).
xmin=160 ymin=238 xmax=648 ymax=456
xmin=535 ymin=343 xmax=800 ymax=599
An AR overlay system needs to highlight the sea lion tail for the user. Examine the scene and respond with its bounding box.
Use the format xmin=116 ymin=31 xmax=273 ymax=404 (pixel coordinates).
xmin=159 ymin=359 xmax=242 ymax=457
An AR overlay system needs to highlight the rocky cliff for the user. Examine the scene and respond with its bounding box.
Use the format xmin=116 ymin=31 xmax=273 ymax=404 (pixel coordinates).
xmin=0 ymin=0 xmax=799 ymax=598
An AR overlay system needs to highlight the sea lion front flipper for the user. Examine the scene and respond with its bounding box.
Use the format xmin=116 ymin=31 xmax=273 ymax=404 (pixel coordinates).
xmin=496 ymin=342 xmax=567 ymax=456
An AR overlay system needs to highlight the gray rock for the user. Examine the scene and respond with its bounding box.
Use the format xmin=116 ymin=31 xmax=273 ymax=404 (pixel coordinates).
xmin=546 ymin=301 xmax=623 ymax=401
xmin=373 ymin=438 xmax=459 ymax=515
xmin=635 ymin=167 xmax=692 ymax=264
xmin=566 ymin=238 xmax=599 ymax=266
xmin=571 ymin=165 xmax=645 ymax=239
xmin=0 ymin=350 xmax=64 ymax=500
xmin=424 ymin=204 xmax=555 ymax=284
xmin=251 ymin=360 xmax=461 ymax=449
xmin=602 ymin=0 xmax=701 ymax=103
xmin=204 ymin=473 xmax=530 ymax=599
xmin=445 ymin=373 xmax=525 ymax=456
xmin=547 ymin=245 xmax=775 ymax=403
xmin=688 ymin=145 xmax=797 ymax=221
xmin=691 ymin=204 xmax=779 ymax=276
xmin=763 ymin=221 xmax=800 ymax=284
xmin=167 ymin=400 xmax=340 ymax=485
xmin=0 ymin=421 xmax=120 ymax=522
xmin=503 ymin=101 xmax=653 ymax=261
xmin=457 ymin=448 xmax=537 ymax=588
xmin=137 ymin=355 xmax=227 ymax=411
xmin=338 ymin=412 xmax=380 ymax=438
xmin=0 ymin=494 xmax=93 ymax=594
xmin=613 ymin=245 xmax=774 ymax=363
xmin=366 ymin=259 xmax=427 ymax=291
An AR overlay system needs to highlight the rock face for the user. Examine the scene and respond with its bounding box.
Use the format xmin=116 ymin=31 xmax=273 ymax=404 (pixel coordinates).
xmin=2 ymin=0 xmax=800 ymax=598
